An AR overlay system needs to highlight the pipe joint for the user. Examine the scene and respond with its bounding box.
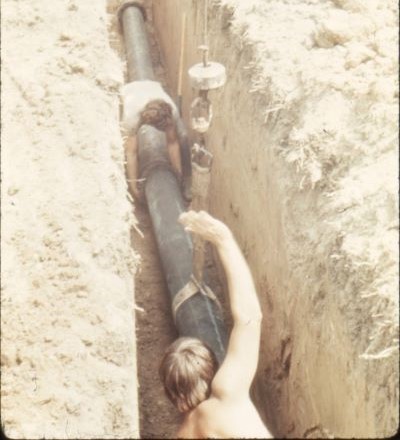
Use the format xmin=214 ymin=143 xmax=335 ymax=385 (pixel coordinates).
xmin=137 ymin=124 xmax=175 ymax=179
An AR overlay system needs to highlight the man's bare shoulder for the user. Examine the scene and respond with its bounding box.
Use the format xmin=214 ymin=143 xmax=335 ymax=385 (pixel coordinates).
xmin=177 ymin=396 xmax=273 ymax=439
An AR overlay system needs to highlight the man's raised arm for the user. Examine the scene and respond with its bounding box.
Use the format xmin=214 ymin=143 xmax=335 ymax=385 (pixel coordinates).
xmin=179 ymin=210 xmax=263 ymax=399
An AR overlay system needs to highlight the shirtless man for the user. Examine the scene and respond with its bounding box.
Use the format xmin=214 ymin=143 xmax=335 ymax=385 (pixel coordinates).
xmin=122 ymin=80 xmax=183 ymax=199
xmin=160 ymin=210 xmax=272 ymax=439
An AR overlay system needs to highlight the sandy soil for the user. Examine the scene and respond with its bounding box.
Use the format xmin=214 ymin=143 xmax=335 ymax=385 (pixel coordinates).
xmin=1 ymin=0 xmax=139 ymax=437
xmin=153 ymin=0 xmax=398 ymax=437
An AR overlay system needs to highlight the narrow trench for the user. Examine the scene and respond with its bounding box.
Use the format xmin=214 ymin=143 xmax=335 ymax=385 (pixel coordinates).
xmin=107 ymin=2 xmax=228 ymax=438
xmin=121 ymin=7 xmax=181 ymax=437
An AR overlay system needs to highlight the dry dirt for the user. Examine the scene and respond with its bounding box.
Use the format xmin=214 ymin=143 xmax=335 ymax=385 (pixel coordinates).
xmin=153 ymin=0 xmax=398 ymax=438
xmin=1 ymin=0 xmax=140 ymax=437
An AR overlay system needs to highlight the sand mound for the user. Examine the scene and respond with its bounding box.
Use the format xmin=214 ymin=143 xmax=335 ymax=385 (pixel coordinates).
xmin=1 ymin=0 xmax=139 ymax=437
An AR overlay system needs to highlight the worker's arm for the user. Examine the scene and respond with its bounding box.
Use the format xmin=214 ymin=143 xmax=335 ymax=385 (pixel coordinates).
xmin=175 ymin=118 xmax=192 ymax=180
xmin=166 ymin=126 xmax=182 ymax=179
xmin=179 ymin=210 xmax=262 ymax=400
xmin=125 ymin=135 xmax=140 ymax=200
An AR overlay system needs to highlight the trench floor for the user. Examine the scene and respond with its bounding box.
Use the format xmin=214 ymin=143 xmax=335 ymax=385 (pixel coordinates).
xmin=131 ymin=206 xmax=181 ymax=438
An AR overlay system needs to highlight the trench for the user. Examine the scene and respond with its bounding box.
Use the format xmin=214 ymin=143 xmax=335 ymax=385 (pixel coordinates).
xmin=107 ymin=2 xmax=230 ymax=437
xmin=107 ymin=3 xmax=180 ymax=437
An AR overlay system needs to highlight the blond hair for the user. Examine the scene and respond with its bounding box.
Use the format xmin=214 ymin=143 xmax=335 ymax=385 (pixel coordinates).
xmin=159 ymin=337 xmax=218 ymax=413
xmin=139 ymin=99 xmax=174 ymax=132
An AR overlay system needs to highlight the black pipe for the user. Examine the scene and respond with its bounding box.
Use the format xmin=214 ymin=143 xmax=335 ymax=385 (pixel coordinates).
xmin=119 ymin=3 xmax=227 ymax=363
xmin=119 ymin=2 xmax=154 ymax=81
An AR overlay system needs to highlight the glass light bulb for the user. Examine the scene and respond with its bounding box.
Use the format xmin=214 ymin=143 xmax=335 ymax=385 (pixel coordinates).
xmin=190 ymin=96 xmax=213 ymax=133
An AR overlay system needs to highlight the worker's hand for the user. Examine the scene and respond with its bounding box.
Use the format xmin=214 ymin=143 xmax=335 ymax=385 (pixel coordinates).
xmin=179 ymin=210 xmax=231 ymax=245
xmin=129 ymin=183 xmax=144 ymax=203
xmin=128 ymin=183 xmax=140 ymax=200
xmin=133 ymin=189 xmax=143 ymax=202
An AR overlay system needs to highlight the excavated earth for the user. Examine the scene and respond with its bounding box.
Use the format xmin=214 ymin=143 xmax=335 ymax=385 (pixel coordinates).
xmin=1 ymin=0 xmax=139 ymax=438
xmin=153 ymin=0 xmax=399 ymax=437
xmin=1 ymin=0 xmax=398 ymax=439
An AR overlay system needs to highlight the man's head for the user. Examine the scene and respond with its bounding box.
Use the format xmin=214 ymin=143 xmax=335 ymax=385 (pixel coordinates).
xmin=139 ymin=99 xmax=174 ymax=132
xmin=159 ymin=337 xmax=218 ymax=413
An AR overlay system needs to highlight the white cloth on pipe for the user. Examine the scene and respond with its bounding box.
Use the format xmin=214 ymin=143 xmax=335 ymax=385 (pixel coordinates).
xmin=120 ymin=80 xmax=179 ymax=134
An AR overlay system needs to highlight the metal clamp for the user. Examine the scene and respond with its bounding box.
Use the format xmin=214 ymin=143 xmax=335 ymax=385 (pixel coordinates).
xmin=172 ymin=275 xmax=221 ymax=323
xmin=191 ymin=142 xmax=213 ymax=170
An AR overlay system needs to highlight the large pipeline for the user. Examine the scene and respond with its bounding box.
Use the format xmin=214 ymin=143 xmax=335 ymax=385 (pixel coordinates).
xmin=118 ymin=2 xmax=227 ymax=363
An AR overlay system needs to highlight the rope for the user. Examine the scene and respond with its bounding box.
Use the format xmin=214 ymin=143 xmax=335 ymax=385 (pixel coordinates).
xmin=172 ymin=275 xmax=221 ymax=323
xmin=177 ymin=12 xmax=187 ymax=115
xmin=202 ymin=0 xmax=209 ymax=66
xmin=188 ymin=0 xmax=213 ymax=281
xmin=204 ymin=0 xmax=208 ymax=47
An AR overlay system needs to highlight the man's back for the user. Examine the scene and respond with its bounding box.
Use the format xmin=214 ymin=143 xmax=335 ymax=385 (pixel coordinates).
xmin=178 ymin=395 xmax=272 ymax=438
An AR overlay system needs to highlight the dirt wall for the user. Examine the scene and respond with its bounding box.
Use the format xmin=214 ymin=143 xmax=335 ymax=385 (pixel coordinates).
xmin=1 ymin=0 xmax=139 ymax=437
xmin=152 ymin=0 xmax=399 ymax=438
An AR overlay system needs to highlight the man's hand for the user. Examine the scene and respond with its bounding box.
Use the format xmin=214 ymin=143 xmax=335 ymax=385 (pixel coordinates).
xmin=179 ymin=210 xmax=231 ymax=245
xmin=166 ymin=128 xmax=183 ymax=182
xmin=125 ymin=135 xmax=143 ymax=202
xmin=131 ymin=184 xmax=142 ymax=202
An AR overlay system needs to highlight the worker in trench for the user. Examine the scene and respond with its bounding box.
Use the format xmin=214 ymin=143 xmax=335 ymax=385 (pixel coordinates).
xmin=159 ymin=210 xmax=272 ymax=438
xmin=122 ymin=81 xmax=190 ymax=201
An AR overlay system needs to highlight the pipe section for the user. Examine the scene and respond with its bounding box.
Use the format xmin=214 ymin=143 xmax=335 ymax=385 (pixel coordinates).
xmin=119 ymin=3 xmax=227 ymax=363
xmin=119 ymin=2 xmax=155 ymax=81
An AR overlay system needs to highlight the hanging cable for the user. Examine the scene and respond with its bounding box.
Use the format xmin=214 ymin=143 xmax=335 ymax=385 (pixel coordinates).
xmin=177 ymin=12 xmax=187 ymax=115
xmin=202 ymin=0 xmax=209 ymax=67
xmin=204 ymin=0 xmax=208 ymax=46
xmin=187 ymin=0 xmax=228 ymax=282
